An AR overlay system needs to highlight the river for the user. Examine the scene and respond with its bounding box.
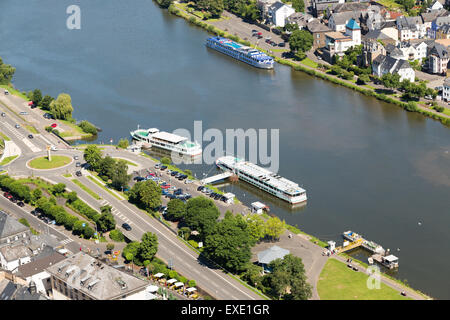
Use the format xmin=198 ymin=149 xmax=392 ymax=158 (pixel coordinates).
xmin=0 ymin=0 xmax=449 ymax=299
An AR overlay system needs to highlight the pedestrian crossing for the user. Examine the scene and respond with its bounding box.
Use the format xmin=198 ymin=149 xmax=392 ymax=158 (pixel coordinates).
xmin=99 ymin=199 xmax=131 ymax=224
xmin=1 ymin=121 xmax=41 ymax=152
xmin=60 ymin=238 xmax=73 ymax=245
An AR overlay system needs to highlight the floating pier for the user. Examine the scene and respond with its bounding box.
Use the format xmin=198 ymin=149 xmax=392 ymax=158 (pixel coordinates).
xmin=201 ymin=171 xmax=233 ymax=185
xmin=335 ymin=231 xmax=399 ymax=269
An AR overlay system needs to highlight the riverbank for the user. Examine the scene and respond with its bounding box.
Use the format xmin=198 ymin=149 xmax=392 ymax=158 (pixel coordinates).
xmin=167 ymin=3 xmax=450 ymax=128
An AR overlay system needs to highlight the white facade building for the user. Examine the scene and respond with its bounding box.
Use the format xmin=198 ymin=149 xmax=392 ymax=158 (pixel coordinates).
xmin=268 ymin=2 xmax=295 ymax=27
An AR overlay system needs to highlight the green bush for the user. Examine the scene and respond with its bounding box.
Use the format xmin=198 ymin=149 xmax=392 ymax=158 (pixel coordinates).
xmin=109 ymin=229 xmax=125 ymax=242
xmin=78 ymin=120 xmax=98 ymax=135
xmin=434 ymin=105 xmax=444 ymax=112
xmin=188 ymin=239 xmax=198 ymax=248
xmin=19 ymin=218 xmax=30 ymax=227
xmin=67 ymin=199 xmax=100 ymax=222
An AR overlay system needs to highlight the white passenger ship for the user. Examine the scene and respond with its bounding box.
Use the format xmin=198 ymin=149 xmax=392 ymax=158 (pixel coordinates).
xmin=216 ymin=156 xmax=307 ymax=204
xmin=130 ymin=127 xmax=202 ymax=157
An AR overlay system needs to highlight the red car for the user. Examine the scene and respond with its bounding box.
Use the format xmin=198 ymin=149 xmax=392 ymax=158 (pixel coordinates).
xmin=51 ymin=123 xmax=57 ymax=128
xmin=161 ymin=184 xmax=170 ymax=189
xmin=148 ymin=172 xmax=156 ymax=176
xmin=28 ymin=101 xmax=34 ymax=106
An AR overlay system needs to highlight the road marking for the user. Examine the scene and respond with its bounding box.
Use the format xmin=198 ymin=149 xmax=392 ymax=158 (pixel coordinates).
xmin=22 ymin=137 xmax=41 ymax=152
xmin=60 ymin=238 xmax=73 ymax=245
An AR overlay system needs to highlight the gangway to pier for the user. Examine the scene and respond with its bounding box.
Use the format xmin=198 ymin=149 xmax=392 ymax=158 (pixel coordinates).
xmin=201 ymin=172 xmax=233 ymax=185
xmin=336 ymin=238 xmax=364 ymax=254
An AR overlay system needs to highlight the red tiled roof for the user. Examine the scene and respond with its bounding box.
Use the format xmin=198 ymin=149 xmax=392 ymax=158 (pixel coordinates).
xmin=388 ymin=11 xmax=403 ymax=19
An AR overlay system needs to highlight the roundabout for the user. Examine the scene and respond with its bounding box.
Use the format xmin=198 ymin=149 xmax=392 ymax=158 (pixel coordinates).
xmin=27 ymin=155 xmax=73 ymax=170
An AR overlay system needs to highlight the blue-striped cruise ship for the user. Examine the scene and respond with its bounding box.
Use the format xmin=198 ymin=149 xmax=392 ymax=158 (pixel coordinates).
xmin=205 ymin=36 xmax=274 ymax=69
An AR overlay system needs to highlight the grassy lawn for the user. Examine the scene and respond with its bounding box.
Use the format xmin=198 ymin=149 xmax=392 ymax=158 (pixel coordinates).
xmin=0 ymin=84 xmax=29 ymax=100
xmin=63 ymin=173 xmax=72 ymax=178
xmin=317 ymin=259 xmax=411 ymax=300
xmin=25 ymin=125 xmax=39 ymax=134
xmin=0 ymin=155 xmax=18 ymax=166
xmin=59 ymin=120 xmax=92 ymax=138
xmin=87 ymin=175 xmax=122 ymax=200
xmin=376 ymin=0 xmax=403 ymax=10
xmin=300 ymin=57 xmax=318 ymax=68
xmin=0 ymin=131 xmax=11 ymax=141
xmin=28 ymin=155 xmax=72 ymax=169
xmin=71 ymin=178 xmax=102 ymax=200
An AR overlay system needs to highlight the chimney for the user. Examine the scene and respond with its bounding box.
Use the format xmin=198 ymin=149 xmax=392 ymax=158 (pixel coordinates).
xmin=29 ymin=280 xmax=37 ymax=295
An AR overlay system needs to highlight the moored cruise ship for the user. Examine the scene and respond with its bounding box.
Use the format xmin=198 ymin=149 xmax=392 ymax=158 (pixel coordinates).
xmin=130 ymin=127 xmax=202 ymax=157
xmin=205 ymin=36 xmax=274 ymax=69
xmin=215 ymin=156 xmax=307 ymax=204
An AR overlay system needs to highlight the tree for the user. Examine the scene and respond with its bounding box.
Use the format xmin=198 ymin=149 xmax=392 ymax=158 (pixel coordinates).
xmin=284 ymin=23 xmax=299 ymax=33
xmin=246 ymin=214 xmax=266 ymax=245
xmin=128 ymin=180 xmax=162 ymax=210
xmin=106 ymin=243 xmax=115 ymax=251
xmin=156 ymin=0 xmax=173 ymax=8
xmin=117 ymin=138 xmax=129 ymax=149
xmin=185 ymin=196 xmax=220 ymax=238
xmin=78 ymin=120 xmax=98 ymax=135
xmin=83 ymin=145 xmax=103 ymax=171
xmin=202 ymin=213 xmax=252 ymax=273
xmin=160 ymin=157 xmax=171 ymax=165
xmin=98 ymin=156 xmax=116 ymax=180
xmin=111 ymin=159 xmax=130 ymax=190
xmin=0 ymin=57 xmax=16 ymax=84
xmin=357 ymin=74 xmax=370 ymax=85
xmin=166 ymin=198 xmax=187 ymax=221
xmin=178 ymin=227 xmax=191 ymax=241
xmin=196 ymin=0 xmax=224 ymax=17
xmin=266 ymin=254 xmax=312 ymax=300
xmin=139 ymin=232 xmax=158 ymax=262
xmin=49 ymin=93 xmax=74 ymax=120
xmin=67 ymin=191 xmax=78 ymax=203
xmin=381 ymin=73 xmax=401 ymax=91
xmin=265 ymin=216 xmax=285 ymax=241
xmin=242 ymin=263 xmax=264 ymax=289
xmin=291 ymin=0 xmax=305 ymax=12
xmin=31 ymin=188 xmax=43 ymax=203
xmin=32 ymin=89 xmax=42 ymax=106
xmin=40 ymin=95 xmax=54 ymax=110
xmin=51 ymin=183 xmax=66 ymax=195
xmin=289 ymin=29 xmax=313 ymax=54
xmin=109 ymin=229 xmax=125 ymax=242
xmin=188 ymin=280 xmax=197 ymax=287
xmin=123 ymin=241 xmax=141 ymax=264
xmin=97 ymin=205 xmax=116 ymax=232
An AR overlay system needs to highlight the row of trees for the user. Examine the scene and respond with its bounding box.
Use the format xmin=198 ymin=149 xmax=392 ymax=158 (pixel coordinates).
xmin=27 ymin=90 xmax=74 ymax=121
xmin=288 ymin=29 xmax=313 ymax=61
xmin=379 ymin=73 xmax=437 ymax=100
xmin=122 ymin=232 xmax=159 ymax=265
xmin=83 ymin=145 xmax=130 ymax=190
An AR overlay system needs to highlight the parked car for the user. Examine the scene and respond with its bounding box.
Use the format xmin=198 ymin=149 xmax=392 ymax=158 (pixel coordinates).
xmin=278 ymin=42 xmax=285 ymax=47
xmin=17 ymin=201 xmax=25 ymax=207
xmin=160 ymin=165 xmax=167 ymax=170
xmin=197 ymin=186 xmax=204 ymax=192
xmin=185 ymin=179 xmax=193 ymax=184
xmin=154 ymin=163 xmax=161 ymax=169
xmin=133 ymin=176 xmax=144 ymax=181
xmin=1 ymin=112 xmax=5 ymax=117
xmin=75 ymin=171 xmax=82 ymax=177
xmin=75 ymin=162 xmax=81 ymax=167
xmin=174 ymin=188 xmax=183 ymax=195
xmin=167 ymin=169 xmax=173 ymax=174
xmin=171 ymin=171 xmax=178 ymax=176
xmin=15 ymin=124 xmax=20 ymax=129
xmin=4 ymin=90 xmax=9 ymax=95
xmin=51 ymin=123 xmax=57 ymax=128
xmin=122 ymin=223 xmax=132 ymax=231
xmin=19 ymin=111 xmax=28 ymax=115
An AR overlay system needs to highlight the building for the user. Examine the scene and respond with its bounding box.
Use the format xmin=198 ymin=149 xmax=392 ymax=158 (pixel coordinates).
xmin=257 ymin=0 xmax=279 ymax=21
xmin=360 ymin=39 xmax=387 ymax=66
xmin=312 ymin=0 xmax=345 ymax=18
xmin=372 ymin=55 xmax=415 ymax=82
xmin=430 ymin=16 xmax=450 ymax=38
xmin=362 ymin=29 xmax=397 ymax=46
xmin=257 ymin=246 xmax=290 ymax=273
xmin=307 ymin=20 xmax=332 ymax=49
xmin=0 ymin=245 xmax=32 ymax=272
xmin=326 ymin=2 xmax=370 ymax=17
xmin=441 ymin=77 xmax=450 ymax=101
xmin=421 ymin=9 xmax=449 ymax=37
xmin=267 ymin=2 xmax=295 ymax=27
xmin=0 ymin=210 xmax=31 ymax=246
xmin=285 ymin=12 xmax=314 ymax=30
xmin=46 ymin=252 xmax=149 ymax=300
xmin=16 ymin=249 xmax=66 ymax=298
xmin=428 ymin=0 xmax=445 ymax=11
xmin=322 ymin=18 xmax=361 ymax=62
xmin=328 ymin=11 xmax=362 ymax=32
xmin=428 ymin=43 xmax=450 ymax=74
xmin=436 ymin=24 xmax=450 ymax=39
xmin=388 ymin=41 xmax=429 ymax=61
xmin=396 ymin=16 xmax=425 ymax=41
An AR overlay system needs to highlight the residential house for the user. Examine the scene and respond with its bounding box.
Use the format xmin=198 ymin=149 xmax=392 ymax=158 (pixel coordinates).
xmin=436 ymin=24 xmax=450 ymax=39
xmin=396 ymin=16 xmax=425 ymax=41
xmin=257 ymin=246 xmax=290 ymax=273
xmin=328 ymin=11 xmax=362 ymax=32
xmin=46 ymin=252 xmax=150 ymax=300
xmin=428 ymin=43 xmax=450 ymax=74
xmin=421 ymin=8 xmax=449 ymax=37
xmin=257 ymin=0 xmax=279 ymax=22
xmin=360 ymin=39 xmax=387 ymax=66
xmin=16 ymin=248 xmax=66 ymax=298
xmin=430 ymin=16 xmax=450 ymax=38
xmin=326 ymin=2 xmax=370 ymax=17
xmin=307 ymin=20 xmax=332 ymax=49
xmin=0 ymin=210 xmax=31 ymax=246
xmin=0 ymin=245 xmax=32 ymax=272
xmin=428 ymin=0 xmax=444 ymax=11
xmin=322 ymin=18 xmax=361 ymax=62
xmin=441 ymin=77 xmax=450 ymax=101
xmin=372 ymin=55 xmax=415 ymax=82
xmin=361 ymin=6 xmax=385 ymax=32
xmin=312 ymin=0 xmax=344 ymax=18
xmin=268 ymin=2 xmax=295 ymax=27
xmin=286 ymin=12 xmax=314 ymax=30
xmin=0 ymin=278 xmax=47 ymax=300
